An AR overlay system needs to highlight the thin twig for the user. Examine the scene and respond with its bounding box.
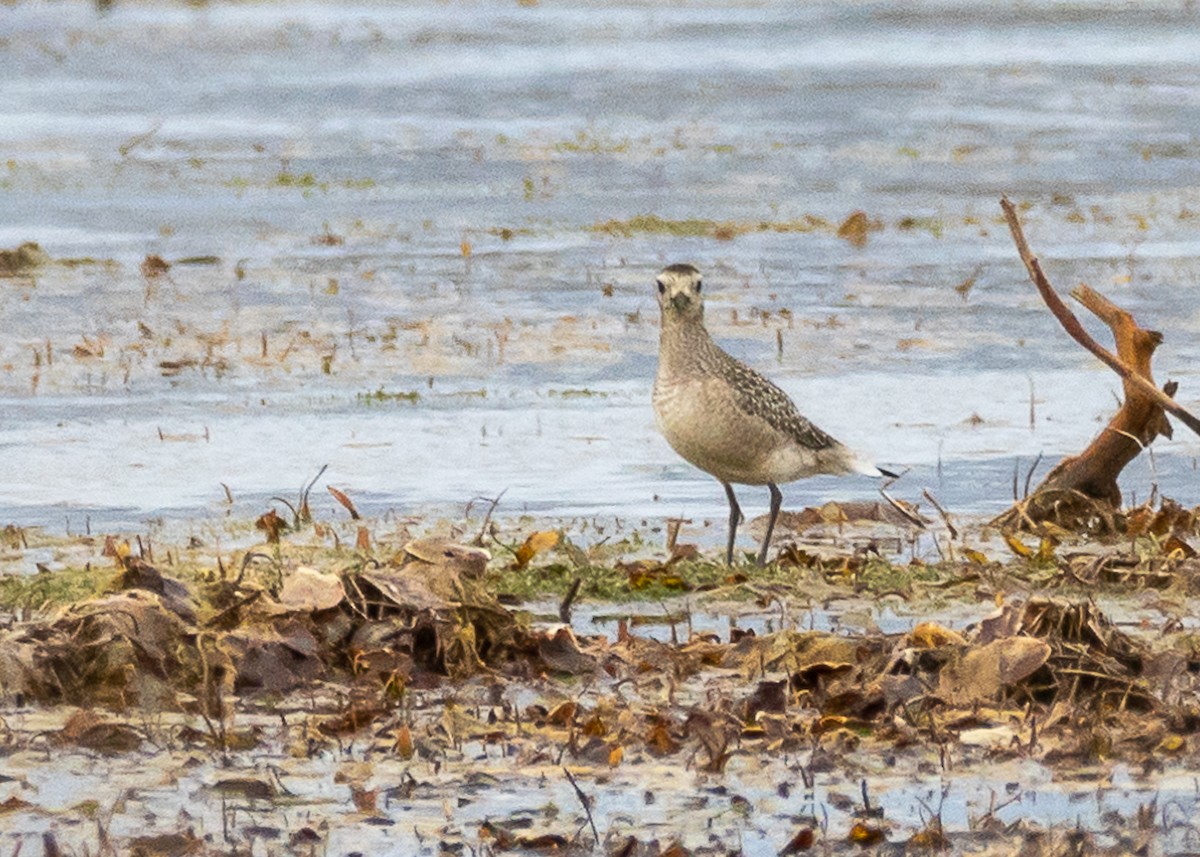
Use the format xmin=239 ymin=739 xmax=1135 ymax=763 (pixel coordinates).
xmin=1000 ymin=196 xmax=1200 ymax=437
xmin=235 ymin=551 xmax=277 ymax=586
xmin=878 ymin=488 xmax=926 ymax=529
xmin=921 ymin=489 xmax=958 ymax=540
xmin=268 ymin=496 xmax=300 ymax=529
xmin=1023 ymin=452 xmax=1044 ymax=499
xmin=562 ymin=766 xmax=600 ymax=848
xmin=118 ymin=120 xmax=163 ymax=157
xmin=467 ymin=488 xmax=507 ymax=547
xmin=203 ymin=590 xmax=262 ymax=629
xmin=298 ymin=463 xmax=328 ymax=524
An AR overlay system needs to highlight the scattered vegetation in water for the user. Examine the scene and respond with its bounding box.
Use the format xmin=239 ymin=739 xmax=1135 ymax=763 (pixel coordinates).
xmin=553 ymin=130 xmax=630 ymax=155
xmin=491 ymin=556 xmax=764 ymax=603
xmin=356 ymin=387 xmax=421 ymax=404
xmin=897 ymin=215 xmax=945 ymax=238
xmin=2 ymin=496 xmax=1199 ymax=853
xmin=0 ymin=241 xmax=50 ymax=275
xmin=55 ymin=256 xmax=120 ymax=269
xmin=854 ymin=555 xmax=946 ymax=593
xmin=489 ymin=226 xmax=535 ymax=241
xmin=173 ymin=255 xmax=222 ymax=266
xmin=1139 ymin=141 xmax=1198 ymax=161
xmin=0 ymin=565 xmax=116 ymax=614
xmin=590 ymin=214 xmax=831 ymax=241
xmin=272 ymin=171 xmax=321 ymax=189
xmin=547 ymin=387 xmax=608 ymax=399
xmin=224 ymin=172 xmax=377 ymax=193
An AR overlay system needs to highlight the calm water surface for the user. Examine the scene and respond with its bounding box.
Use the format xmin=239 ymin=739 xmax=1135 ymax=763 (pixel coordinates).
xmin=2 ymin=0 xmax=1199 ymax=532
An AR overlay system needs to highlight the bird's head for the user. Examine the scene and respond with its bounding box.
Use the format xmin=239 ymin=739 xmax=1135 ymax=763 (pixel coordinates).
xmin=655 ymin=263 xmax=704 ymax=321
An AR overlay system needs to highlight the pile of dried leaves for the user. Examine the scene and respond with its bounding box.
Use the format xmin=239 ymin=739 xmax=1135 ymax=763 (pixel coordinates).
xmin=7 ymin=510 xmax=1200 ymax=855
xmin=0 ymin=539 xmax=587 ymax=712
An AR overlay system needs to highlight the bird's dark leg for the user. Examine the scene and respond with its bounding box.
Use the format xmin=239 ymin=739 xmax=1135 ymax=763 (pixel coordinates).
xmin=721 ymin=481 xmax=742 ymax=566
xmin=757 ymin=482 xmax=783 ymax=567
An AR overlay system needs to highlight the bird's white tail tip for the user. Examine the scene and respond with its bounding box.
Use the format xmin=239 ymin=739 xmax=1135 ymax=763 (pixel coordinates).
xmin=852 ymin=459 xmax=898 ymax=479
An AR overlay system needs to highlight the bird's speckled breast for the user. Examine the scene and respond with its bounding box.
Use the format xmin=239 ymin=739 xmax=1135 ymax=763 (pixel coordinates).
xmin=653 ymin=373 xmax=796 ymax=485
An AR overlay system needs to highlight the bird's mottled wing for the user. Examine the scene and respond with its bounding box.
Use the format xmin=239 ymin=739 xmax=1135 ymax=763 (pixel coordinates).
xmin=721 ymin=357 xmax=837 ymax=451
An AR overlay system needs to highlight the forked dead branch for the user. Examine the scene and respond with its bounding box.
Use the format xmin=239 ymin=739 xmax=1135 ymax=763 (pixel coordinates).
xmin=996 ymin=197 xmax=1200 ymax=532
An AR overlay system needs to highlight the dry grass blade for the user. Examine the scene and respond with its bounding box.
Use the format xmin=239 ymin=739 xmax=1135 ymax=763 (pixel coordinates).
xmin=559 ymin=576 xmax=583 ymax=623
xmin=563 ymin=766 xmax=600 ymax=848
xmin=297 ymin=464 xmax=329 ymax=524
xmin=878 ymin=489 xmax=926 ymax=529
xmin=327 ymin=486 xmax=360 ymax=520
xmin=921 ymin=489 xmax=958 ymax=540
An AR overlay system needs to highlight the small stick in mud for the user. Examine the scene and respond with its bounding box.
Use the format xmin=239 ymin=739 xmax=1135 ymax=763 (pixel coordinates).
xmin=203 ymin=590 xmax=262 ymax=629
xmin=563 ymin=766 xmax=600 ymax=848
xmin=665 ymin=516 xmax=689 ymax=551
xmin=298 ymin=463 xmax=328 ymax=524
xmin=921 ymin=489 xmax=958 ymax=540
xmin=44 ymin=831 xmax=64 ymax=857
xmin=559 ymin=576 xmax=583 ymax=623
xmin=878 ymin=488 xmax=926 ymax=529
xmin=466 ymin=488 xmax=507 ymax=546
xmin=1023 ymin=452 xmax=1044 ymax=499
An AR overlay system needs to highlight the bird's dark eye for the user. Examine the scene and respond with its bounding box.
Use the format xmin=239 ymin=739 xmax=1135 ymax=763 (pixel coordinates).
xmin=695 ymin=280 xmax=702 ymax=293
xmin=656 ymin=281 xmax=665 ymax=294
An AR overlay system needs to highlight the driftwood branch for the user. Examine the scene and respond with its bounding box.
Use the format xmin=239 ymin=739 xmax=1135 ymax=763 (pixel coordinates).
xmin=996 ymin=197 xmax=1199 ymax=530
xmin=1000 ymin=196 xmax=1200 ymax=437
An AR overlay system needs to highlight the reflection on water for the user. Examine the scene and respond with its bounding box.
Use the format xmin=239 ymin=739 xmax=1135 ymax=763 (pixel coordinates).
xmin=6 ymin=692 xmax=1200 ymax=856
xmin=1 ymin=0 xmax=1199 ymax=530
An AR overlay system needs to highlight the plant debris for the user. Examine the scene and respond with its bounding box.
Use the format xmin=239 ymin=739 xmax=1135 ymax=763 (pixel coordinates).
xmin=0 ymin=241 xmax=50 ymax=275
xmin=4 ymin=508 xmax=1200 ymax=853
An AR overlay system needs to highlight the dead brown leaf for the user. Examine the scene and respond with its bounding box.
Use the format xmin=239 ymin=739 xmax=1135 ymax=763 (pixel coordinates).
xmin=0 ymin=241 xmax=50 ymax=275
xmin=327 ymin=485 xmax=361 ymax=519
xmin=908 ymin=622 xmax=967 ymax=649
xmin=645 ymin=717 xmax=681 ymax=756
xmin=0 ymin=795 xmax=34 ymax=814
xmin=847 ymin=821 xmax=886 ymax=846
xmin=70 ymin=720 xmax=144 ymax=755
xmin=208 ymin=778 xmax=275 ymax=800
xmin=255 ymin=508 xmax=286 ymax=543
xmin=278 ymin=566 xmax=345 ymax=612
xmin=350 ymin=784 xmax=378 ymax=813
xmin=128 ymin=829 xmax=203 ymax=857
xmin=547 ymin=700 xmax=578 ymax=726
xmin=393 ymin=724 xmax=414 ymax=759
xmin=513 ymin=530 xmax=560 ymax=568
xmin=837 ymin=211 xmax=878 ymax=248
xmin=140 ymin=254 xmax=171 ymax=278
xmin=779 ymin=827 xmax=815 ymax=854
xmin=318 ymin=704 xmax=388 ymax=737
xmin=938 ymin=636 xmax=1051 ymax=705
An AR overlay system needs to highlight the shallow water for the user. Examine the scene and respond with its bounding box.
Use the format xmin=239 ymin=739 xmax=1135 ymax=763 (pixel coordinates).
xmin=2 ymin=0 xmax=1199 ymax=534
xmin=4 ymin=706 xmax=1200 ymax=856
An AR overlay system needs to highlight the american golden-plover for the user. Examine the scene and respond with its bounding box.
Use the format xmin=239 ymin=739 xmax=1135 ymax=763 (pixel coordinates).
xmin=652 ymin=263 xmax=892 ymax=566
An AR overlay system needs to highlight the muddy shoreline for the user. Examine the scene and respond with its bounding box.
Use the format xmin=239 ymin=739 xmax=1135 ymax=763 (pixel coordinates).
xmin=3 ymin=508 xmax=1200 ymax=855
